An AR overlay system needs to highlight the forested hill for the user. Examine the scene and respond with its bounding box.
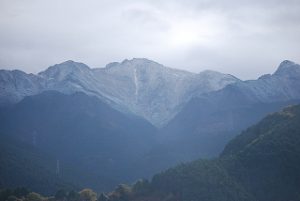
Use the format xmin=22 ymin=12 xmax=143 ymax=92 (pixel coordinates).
xmin=101 ymin=104 xmax=300 ymax=201
xmin=0 ymin=91 xmax=157 ymax=194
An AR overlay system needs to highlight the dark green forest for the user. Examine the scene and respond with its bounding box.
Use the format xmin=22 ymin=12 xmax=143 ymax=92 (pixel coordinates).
xmin=98 ymin=104 xmax=300 ymax=201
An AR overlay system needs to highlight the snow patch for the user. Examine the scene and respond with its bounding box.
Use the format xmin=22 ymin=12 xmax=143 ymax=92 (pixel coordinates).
xmin=134 ymin=68 xmax=139 ymax=99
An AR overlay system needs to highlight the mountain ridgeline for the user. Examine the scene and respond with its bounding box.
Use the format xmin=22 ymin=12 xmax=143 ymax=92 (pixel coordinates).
xmin=0 ymin=58 xmax=238 ymax=127
xmin=0 ymin=59 xmax=300 ymax=194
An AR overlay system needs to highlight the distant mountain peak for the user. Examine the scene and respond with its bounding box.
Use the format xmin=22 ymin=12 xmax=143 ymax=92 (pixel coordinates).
xmin=279 ymin=60 xmax=295 ymax=66
xmin=120 ymin=58 xmax=163 ymax=67
xmin=38 ymin=60 xmax=90 ymax=79
xmin=105 ymin=62 xmax=120 ymax=69
xmin=58 ymin=60 xmax=90 ymax=69
xmin=105 ymin=58 xmax=161 ymax=70
xmin=122 ymin=58 xmax=152 ymax=63
xmin=62 ymin=60 xmax=76 ymax=64
xmin=48 ymin=60 xmax=89 ymax=70
xmin=274 ymin=60 xmax=300 ymax=77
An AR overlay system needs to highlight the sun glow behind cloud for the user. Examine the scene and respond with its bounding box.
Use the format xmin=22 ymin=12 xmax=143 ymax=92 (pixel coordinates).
xmin=168 ymin=21 xmax=209 ymax=48
xmin=166 ymin=15 xmax=225 ymax=49
xmin=121 ymin=2 xmax=226 ymax=54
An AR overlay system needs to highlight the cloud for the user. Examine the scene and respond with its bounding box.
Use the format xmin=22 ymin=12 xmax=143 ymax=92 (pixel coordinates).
xmin=0 ymin=0 xmax=299 ymax=79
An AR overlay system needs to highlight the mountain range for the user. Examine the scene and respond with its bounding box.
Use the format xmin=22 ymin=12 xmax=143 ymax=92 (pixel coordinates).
xmin=0 ymin=58 xmax=238 ymax=127
xmin=1 ymin=58 xmax=300 ymax=194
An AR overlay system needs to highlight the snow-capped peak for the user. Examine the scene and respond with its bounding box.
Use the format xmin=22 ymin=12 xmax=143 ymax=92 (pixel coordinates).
xmin=279 ymin=60 xmax=295 ymax=66
xmin=38 ymin=60 xmax=90 ymax=80
xmin=274 ymin=60 xmax=300 ymax=77
xmin=122 ymin=58 xmax=154 ymax=64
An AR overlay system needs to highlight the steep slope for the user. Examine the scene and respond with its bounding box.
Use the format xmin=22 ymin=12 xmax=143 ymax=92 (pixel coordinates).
xmin=0 ymin=91 xmax=157 ymax=193
xmin=0 ymin=59 xmax=238 ymax=126
xmin=221 ymin=104 xmax=300 ymax=201
xmin=105 ymin=104 xmax=300 ymax=201
xmin=156 ymin=60 xmax=300 ymax=166
xmin=99 ymin=60 xmax=238 ymax=126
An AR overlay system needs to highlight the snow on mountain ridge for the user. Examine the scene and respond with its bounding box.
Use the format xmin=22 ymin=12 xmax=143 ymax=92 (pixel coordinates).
xmin=0 ymin=69 xmax=45 ymax=104
xmin=1 ymin=58 xmax=298 ymax=126
xmin=228 ymin=61 xmax=300 ymax=103
xmin=38 ymin=60 xmax=90 ymax=80
xmin=273 ymin=60 xmax=300 ymax=78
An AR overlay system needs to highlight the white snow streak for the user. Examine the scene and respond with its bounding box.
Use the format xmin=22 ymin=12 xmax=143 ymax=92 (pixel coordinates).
xmin=134 ymin=68 xmax=139 ymax=99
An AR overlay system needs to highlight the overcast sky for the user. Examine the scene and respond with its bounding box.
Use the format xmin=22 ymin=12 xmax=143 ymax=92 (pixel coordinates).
xmin=0 ymin=0 xmax=299 ymax=79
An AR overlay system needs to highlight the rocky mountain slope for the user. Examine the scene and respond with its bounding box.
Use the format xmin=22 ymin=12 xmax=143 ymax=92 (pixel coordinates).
xmin=0 ymin=58 xmax=238 ymax=126
xmin=2 ymin=60 xmax=299 ymax=128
